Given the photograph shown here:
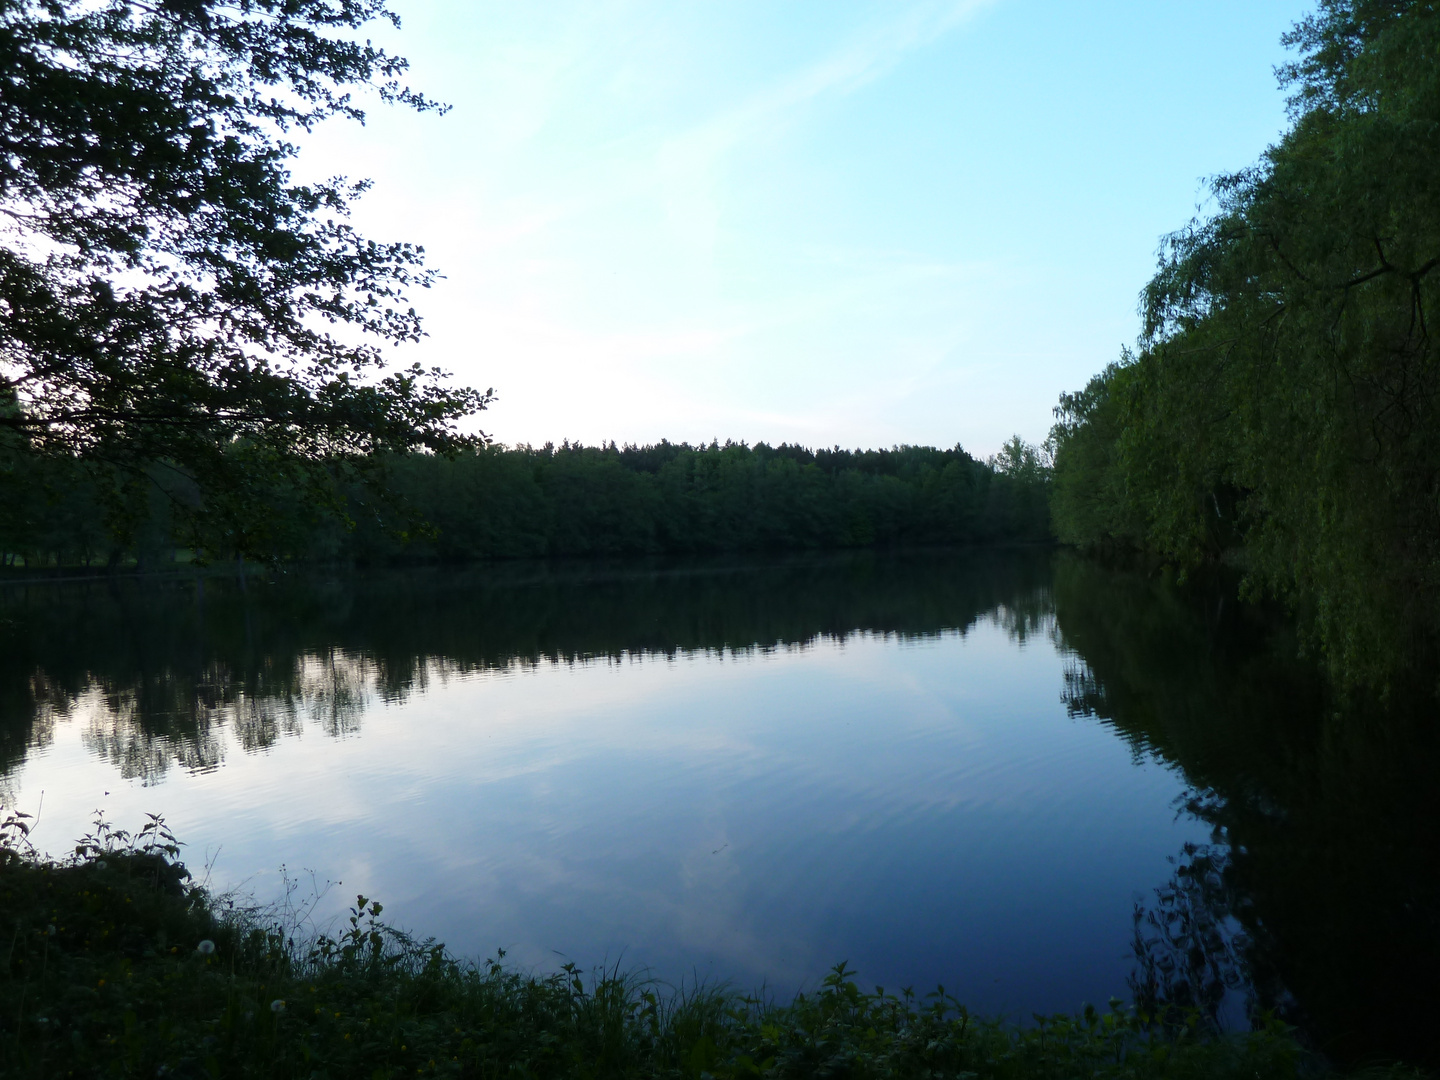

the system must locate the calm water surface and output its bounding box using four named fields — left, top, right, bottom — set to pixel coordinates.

left=2, top=550, right=1436, bottom=1066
